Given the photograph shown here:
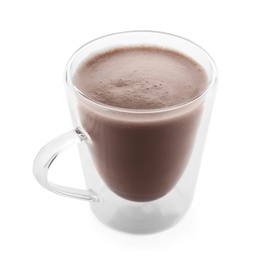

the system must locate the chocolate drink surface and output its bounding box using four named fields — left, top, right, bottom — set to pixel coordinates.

left=72, top=46, right=208, bottom=202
